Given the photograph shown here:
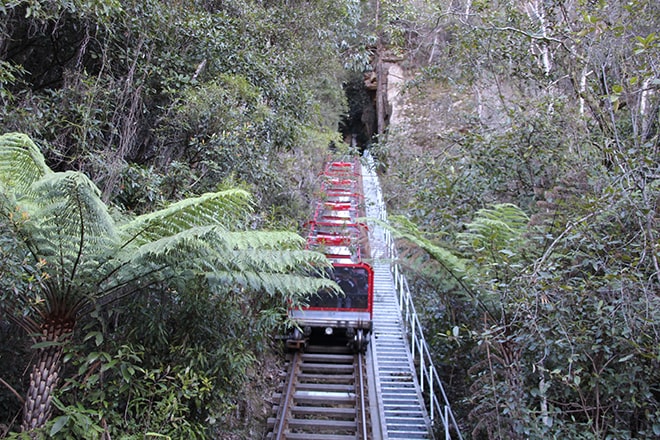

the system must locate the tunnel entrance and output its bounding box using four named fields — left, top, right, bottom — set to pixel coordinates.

left=339, top=71, right=377, bottom=154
